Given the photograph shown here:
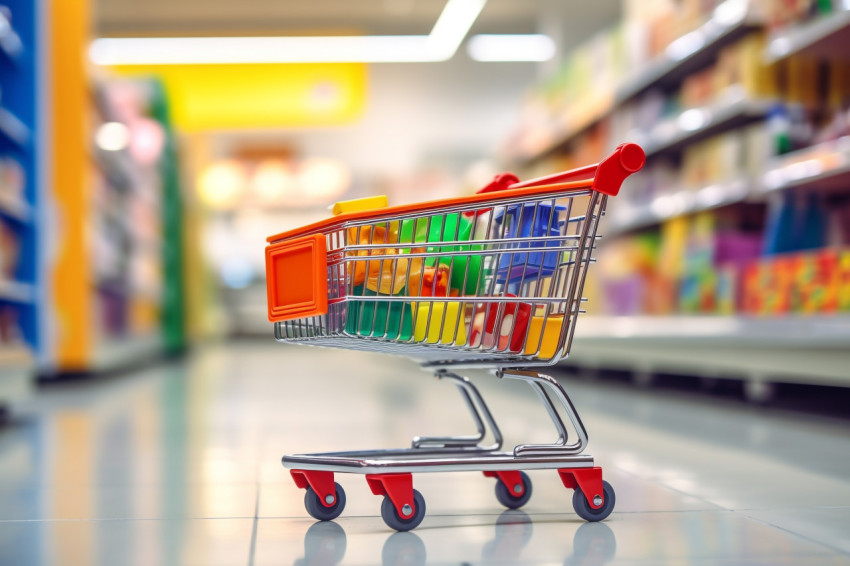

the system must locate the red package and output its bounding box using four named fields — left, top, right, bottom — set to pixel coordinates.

left=469, top=295, right=532, bottom=352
